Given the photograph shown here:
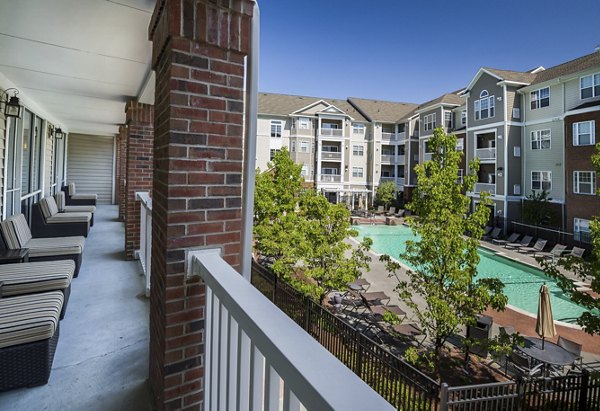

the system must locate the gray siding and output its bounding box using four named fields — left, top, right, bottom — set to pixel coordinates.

left=0, top=95, right=5, bottom=218
left=467, top=73, right=504, bottom=126
left=506, top=125, right=523, bottom=196
left=67, top=133, right=115, bottom=204
left=419, top=107, right=442, bottom=138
